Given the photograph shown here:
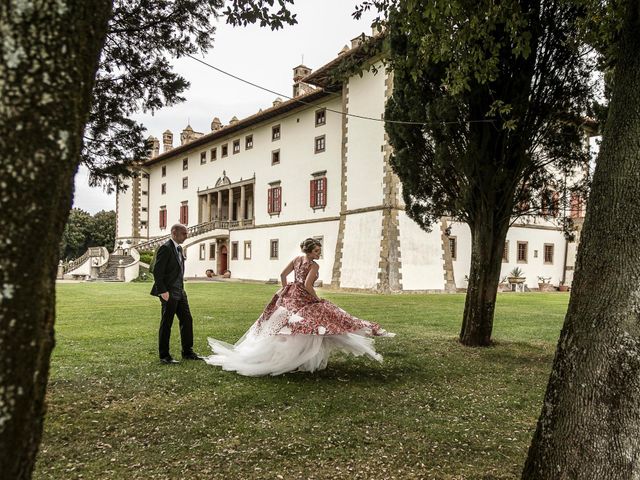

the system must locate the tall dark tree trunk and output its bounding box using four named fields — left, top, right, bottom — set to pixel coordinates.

left=0, top=2, right=111, bottom=479
left=460, top=212, right=510, bottom=346
left=522, top=0, right=640, bottom=477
